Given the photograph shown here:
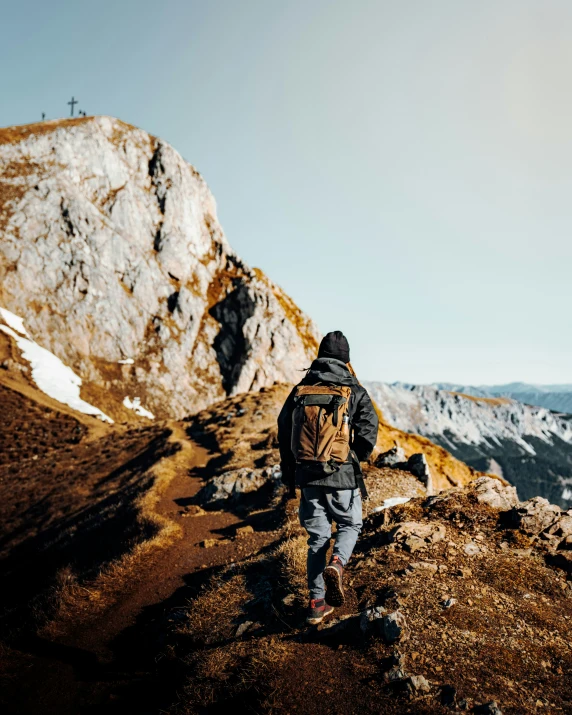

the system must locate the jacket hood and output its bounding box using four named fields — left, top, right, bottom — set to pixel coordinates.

left=304, top=357, right=358, bottom=387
